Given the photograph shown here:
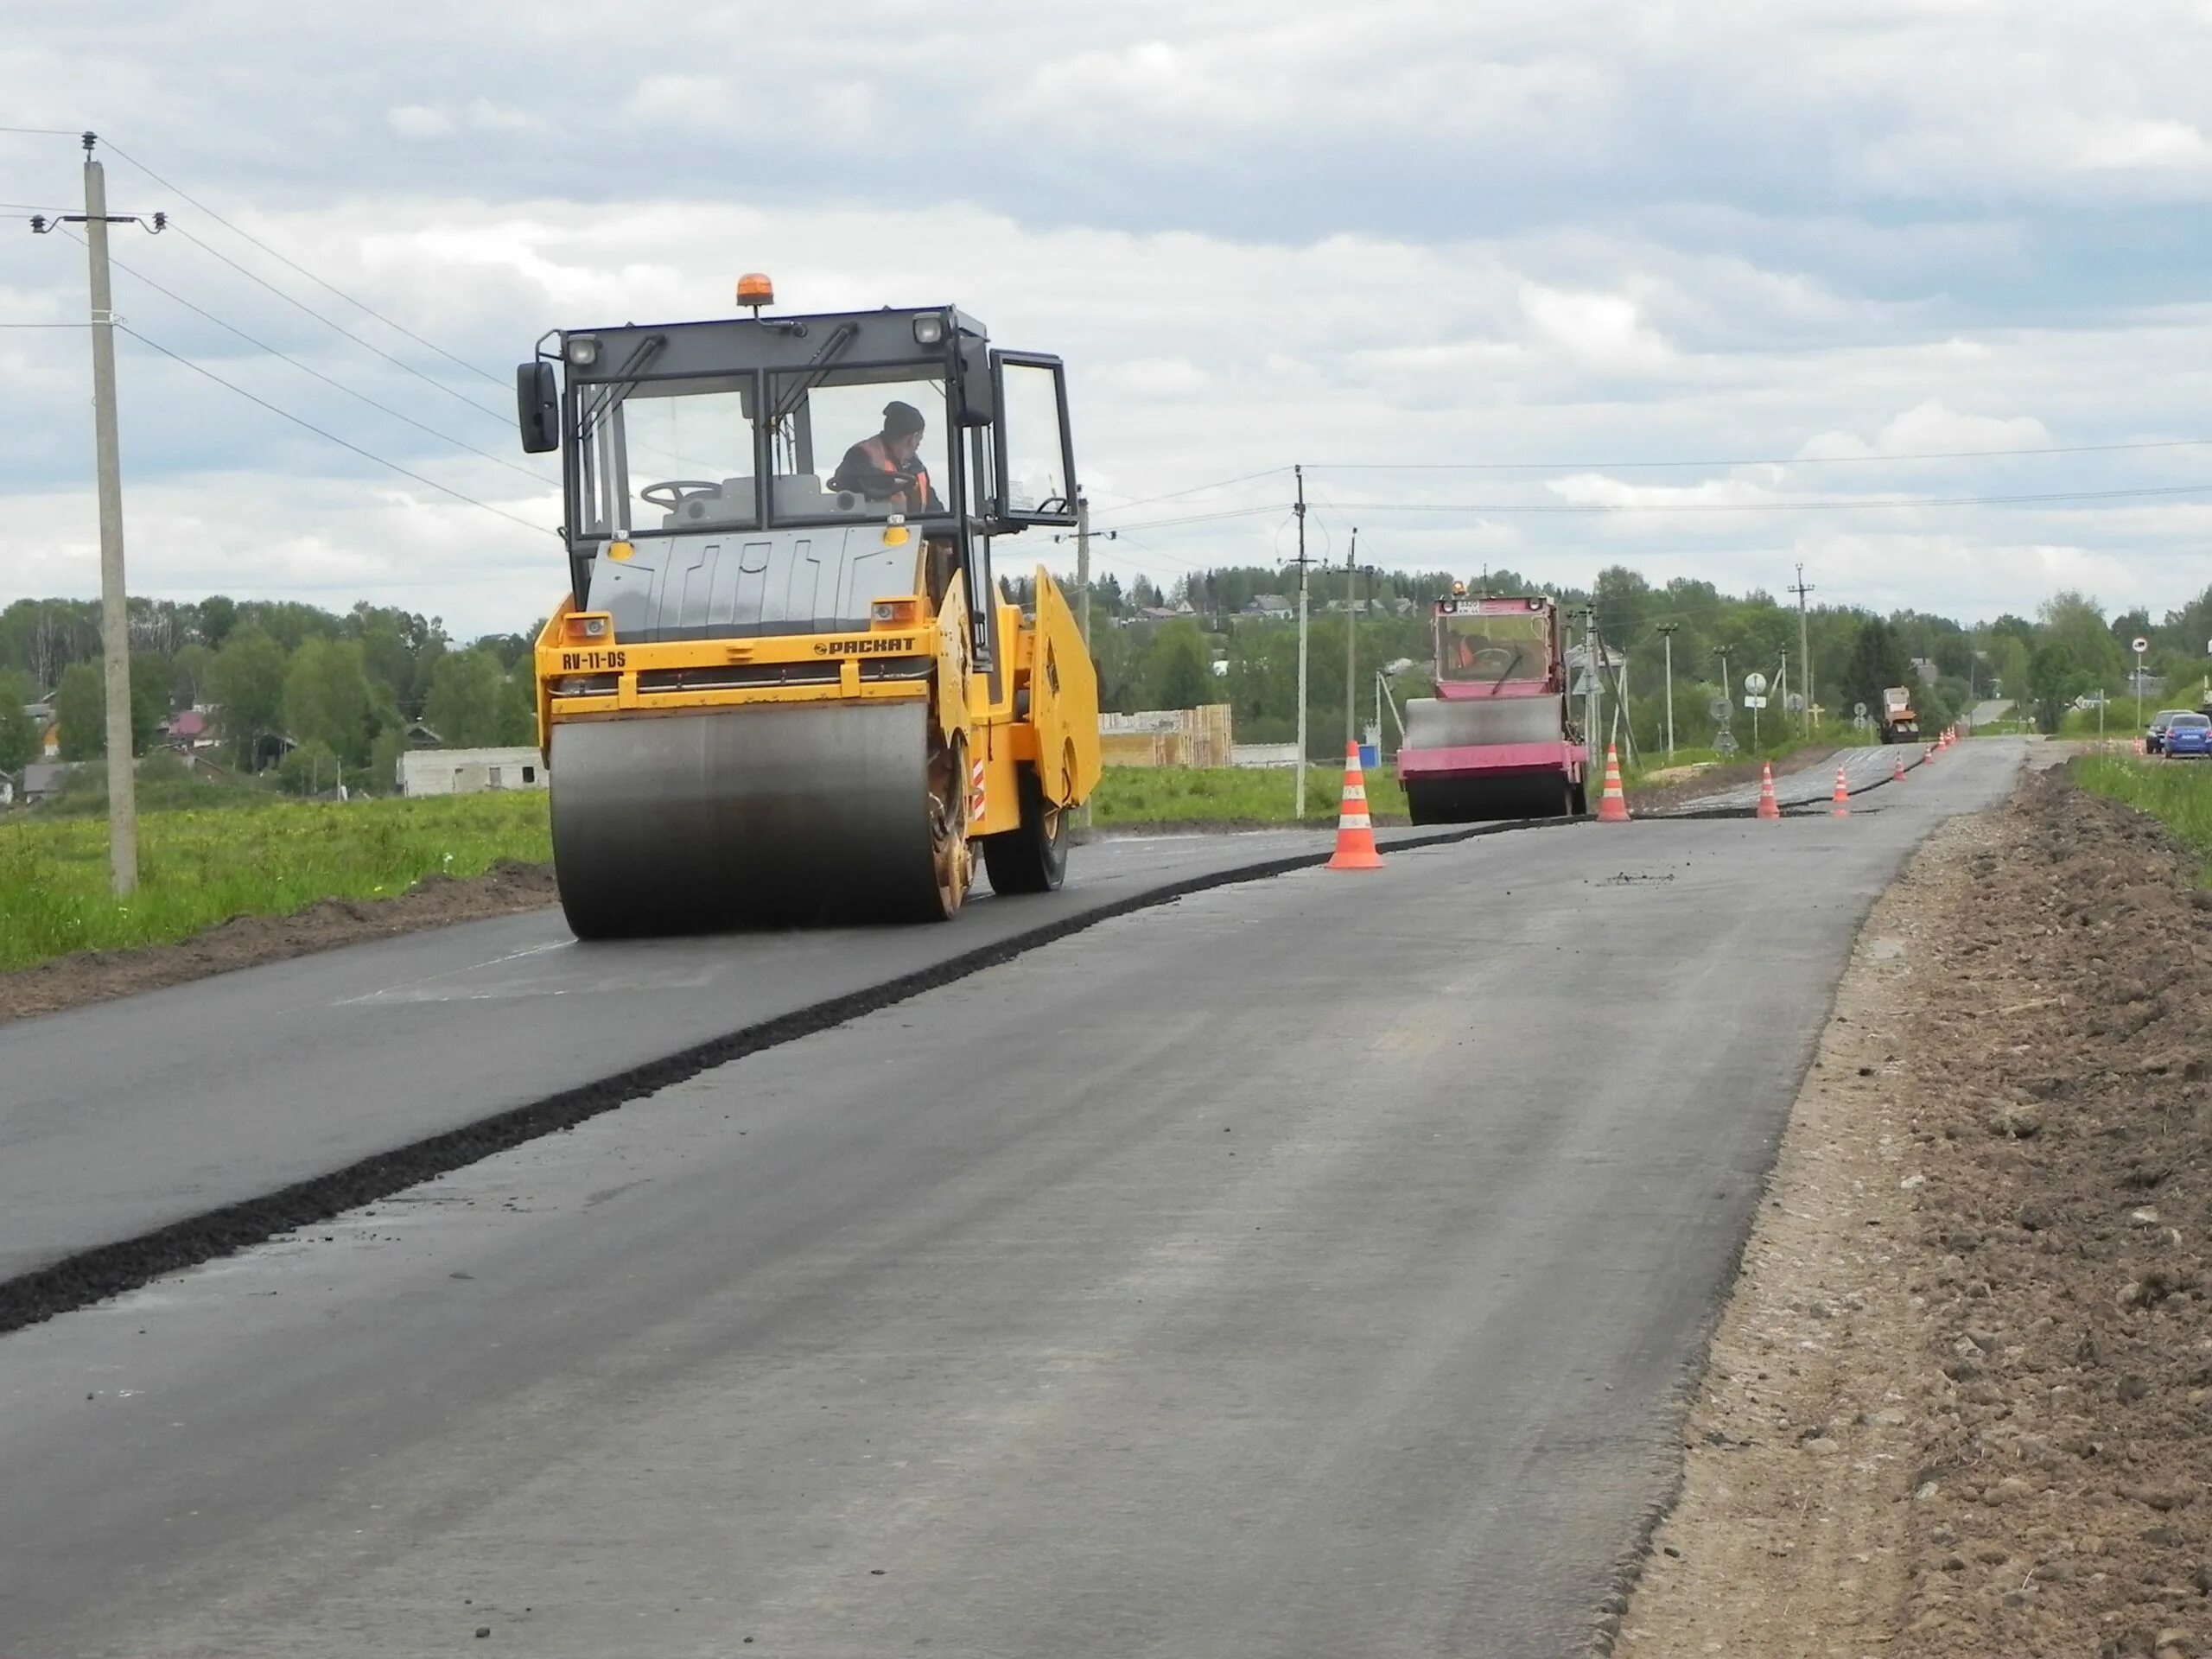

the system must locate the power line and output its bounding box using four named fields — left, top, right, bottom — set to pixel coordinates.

left=99, top=137, right=512, bottom=390
left=117, top=324, right=556, bottom=538
left=1321, top=483, right=2212, bottom=513
left=170, top=225, right=516, bottom=426
left=1098, top=503, right=1287, bottom=534
left=0, top=127, right=79, bottom=137
left=1088, top=467, right=1293, bottom=518
left=83, top=232, right=550, bottom=484
left=0, top=321, right=88, bottom=328
left=1307, top=436, right=2212, bottom=471
left=1091, top=532, right=1210, bottom=574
